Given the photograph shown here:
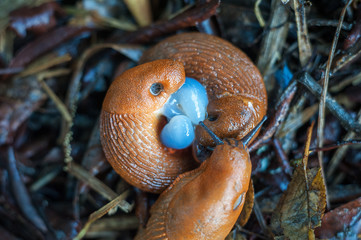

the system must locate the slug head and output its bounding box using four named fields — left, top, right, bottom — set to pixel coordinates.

left=195, top=95, right=264, bottom=147
left=102, top=59, right=185, bottom=114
